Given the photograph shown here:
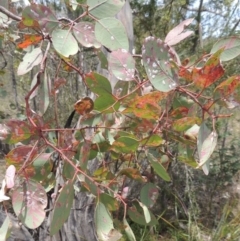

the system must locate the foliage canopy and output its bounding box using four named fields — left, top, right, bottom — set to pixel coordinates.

left=0, top=1, right=240, bottom=240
